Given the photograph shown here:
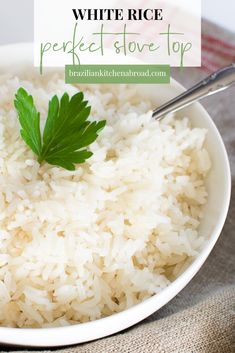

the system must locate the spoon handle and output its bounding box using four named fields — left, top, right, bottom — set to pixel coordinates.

left=152, top=63, right=235, bottom=120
